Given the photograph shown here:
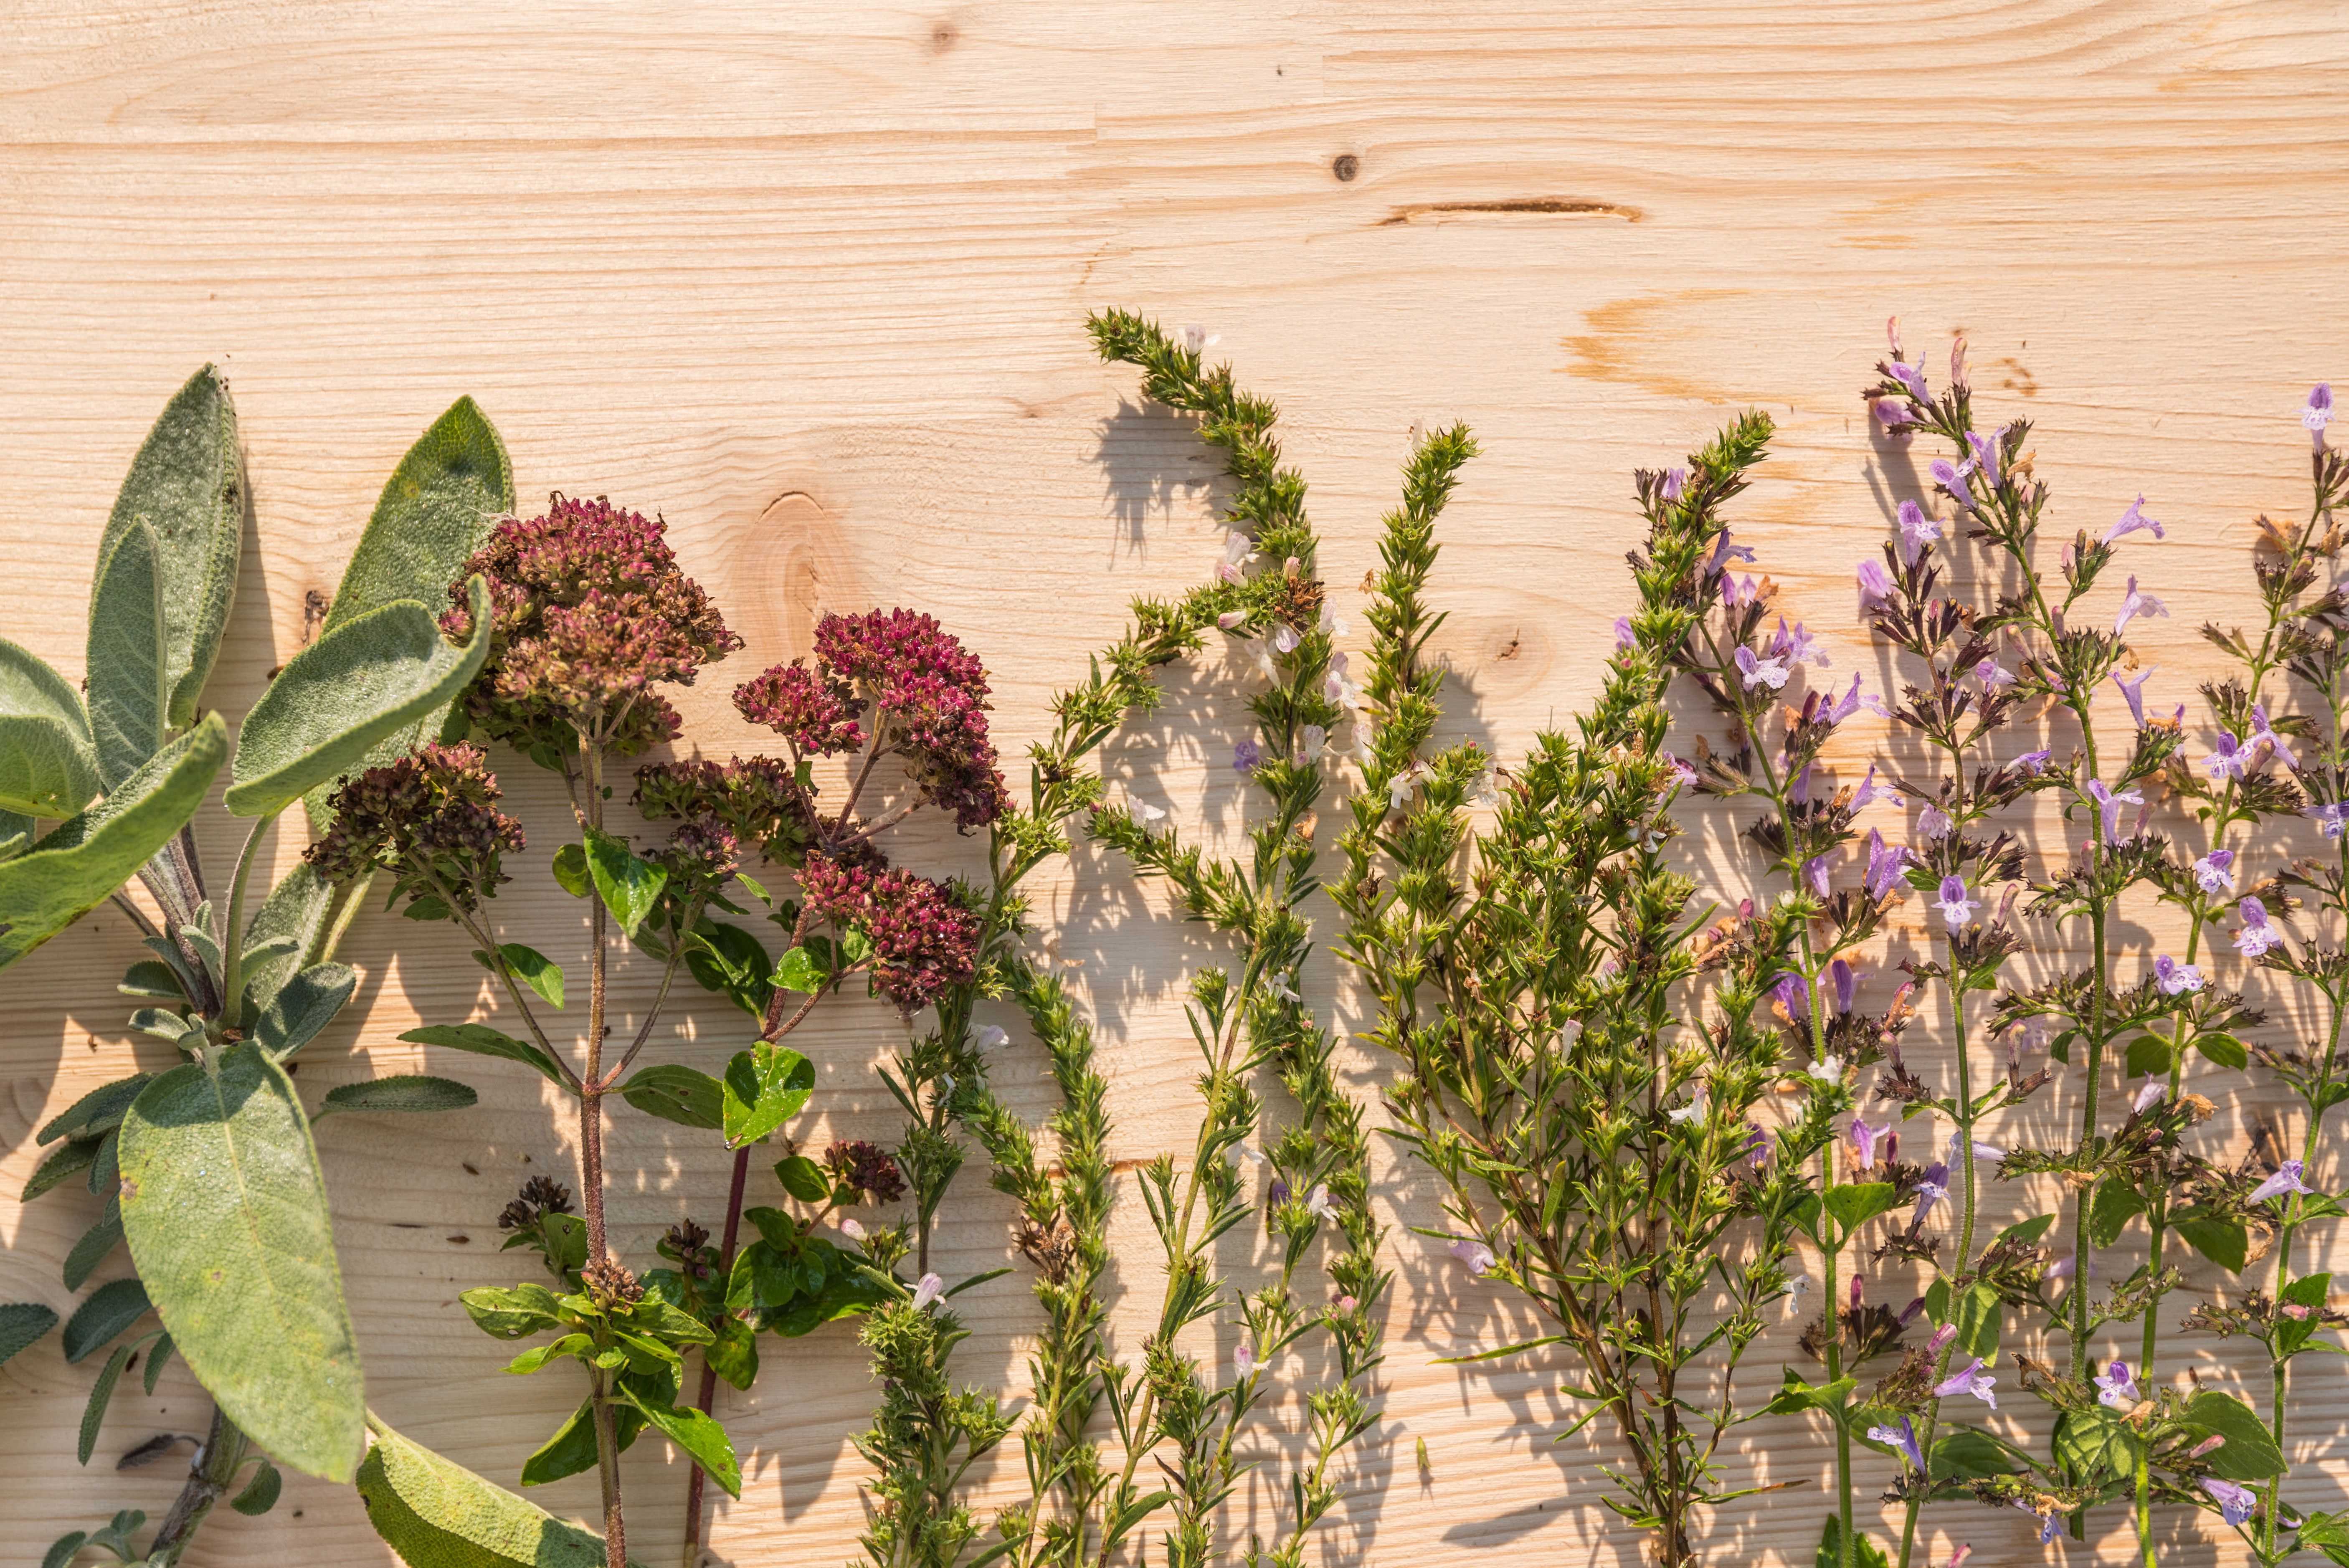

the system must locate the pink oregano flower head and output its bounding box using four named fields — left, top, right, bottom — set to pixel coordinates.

left=800, top=854, right=981, bottom=1014
left=633, top=755, right=813, bottom=868
left=444, top=495, right=742, bottom=761
left=307, top=741, right=525, bottom=913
